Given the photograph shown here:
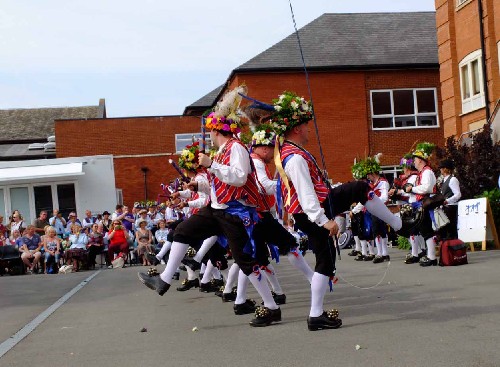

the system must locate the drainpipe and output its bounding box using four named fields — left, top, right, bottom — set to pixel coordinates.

left=140, top=167, right=149, bottom=202
left=478, top=0, right=490, bottom=120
